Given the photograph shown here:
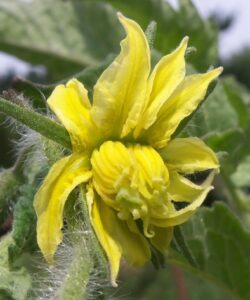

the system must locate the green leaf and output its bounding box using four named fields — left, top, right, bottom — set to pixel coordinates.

left=170, top=203, right=250, bottom=300
left=231, top=156, right=250, bottom=188
left=0, top=234, right=31, bottom=300
left=206, top=129, right=247, bottom=173
left=0, top=0, right=123, bottom=80
left=185, top=79, right=250, bottom=173
left=223, top=77, right=250, bottom=128
left=0, top=169, right=19, bottom=211
left=12, top=77, right=47, bottom=110
left=186, top=82, right=239, bottom=138
left=92, top=0, right=218, bottom=70
left=116, top=264, right=235, bottom=300
left=8, top=185, right=37, bottom=266
left=0, top=0, right=217, bottom=79
left=0, top=169, right=21, bottom=227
